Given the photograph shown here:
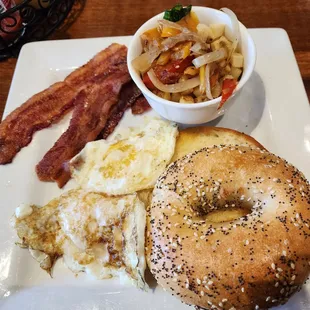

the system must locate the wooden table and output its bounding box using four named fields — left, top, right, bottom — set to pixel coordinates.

left=0, top=0, right=309, bottom=119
